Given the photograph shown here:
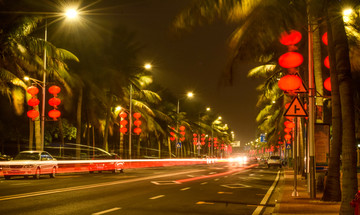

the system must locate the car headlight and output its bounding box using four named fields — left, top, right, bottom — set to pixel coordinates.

left=23, top=164, right=35, bottom=168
